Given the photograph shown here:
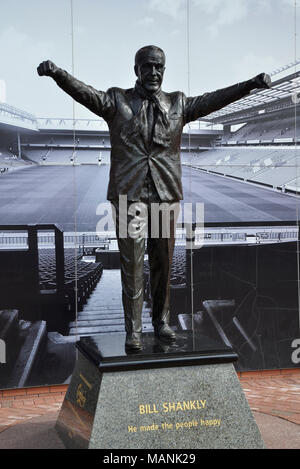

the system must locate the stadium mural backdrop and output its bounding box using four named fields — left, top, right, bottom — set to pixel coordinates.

left=0, top=0, right=300, bottom=389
